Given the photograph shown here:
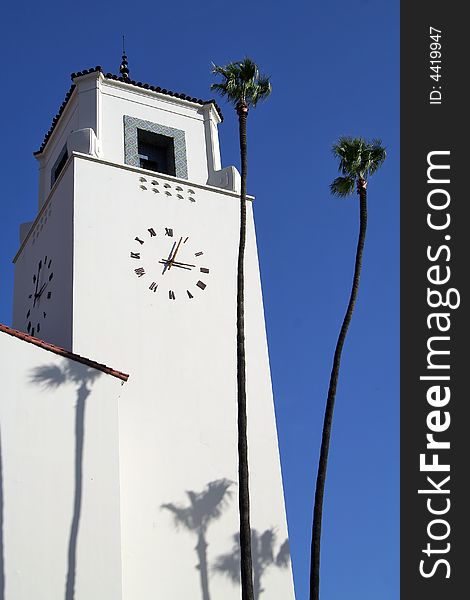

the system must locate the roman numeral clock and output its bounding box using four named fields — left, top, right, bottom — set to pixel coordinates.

left=130, top=226, right=209, bottom=300
left=9, top=66, right=295, bottom=600
left=25, top=256, right=54, bottom=336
